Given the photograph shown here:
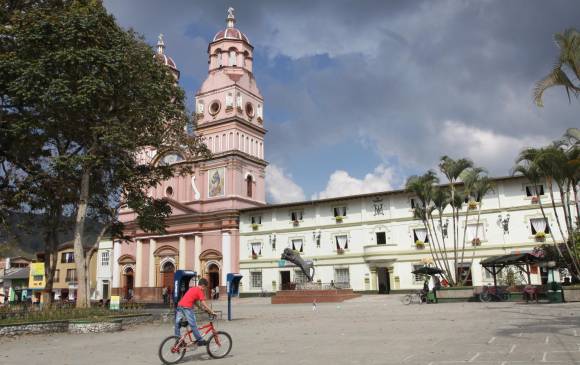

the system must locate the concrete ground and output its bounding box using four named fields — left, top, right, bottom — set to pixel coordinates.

left=2, top=295, right=580, bottom=364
